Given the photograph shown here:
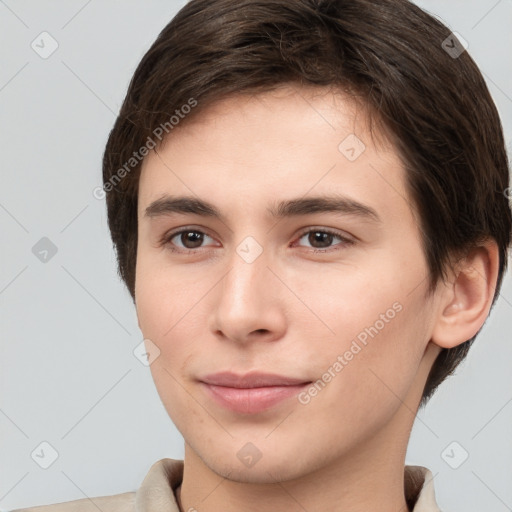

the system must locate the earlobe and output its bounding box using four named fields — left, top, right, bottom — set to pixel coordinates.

left=431, top=240, right=499, bottom=349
